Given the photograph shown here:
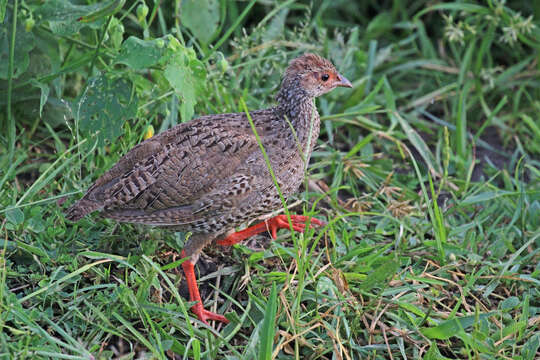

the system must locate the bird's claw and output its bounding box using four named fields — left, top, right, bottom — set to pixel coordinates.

left=216, top=215, right=325, bottom=246
left=267, top=215, right=325, bottom=239
left=192, top=303, right=229, bottom=325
